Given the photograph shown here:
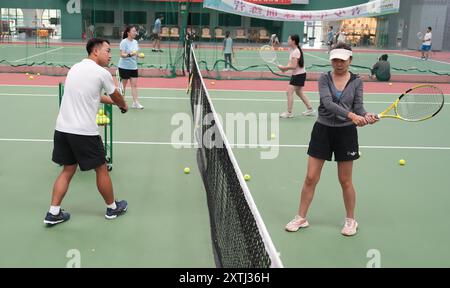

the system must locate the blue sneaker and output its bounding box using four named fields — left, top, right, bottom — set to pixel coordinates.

left=44, top=209, right=70, bottom=226
left=105, top=200, right=128, bottom=219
